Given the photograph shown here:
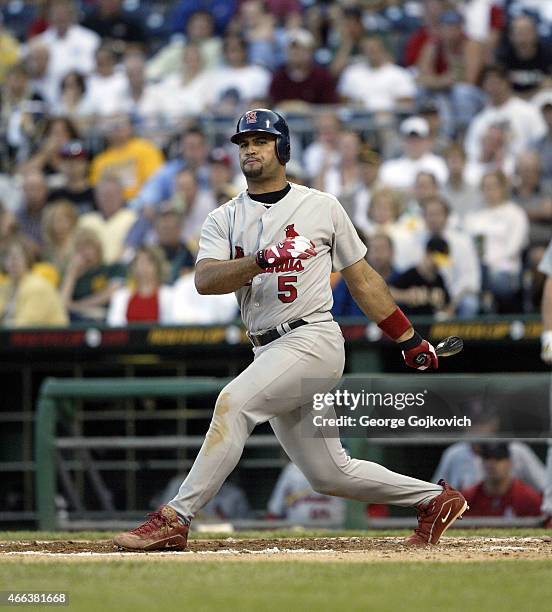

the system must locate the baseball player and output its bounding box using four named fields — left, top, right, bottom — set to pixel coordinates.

left=114, top=109, right=467, bottom=550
